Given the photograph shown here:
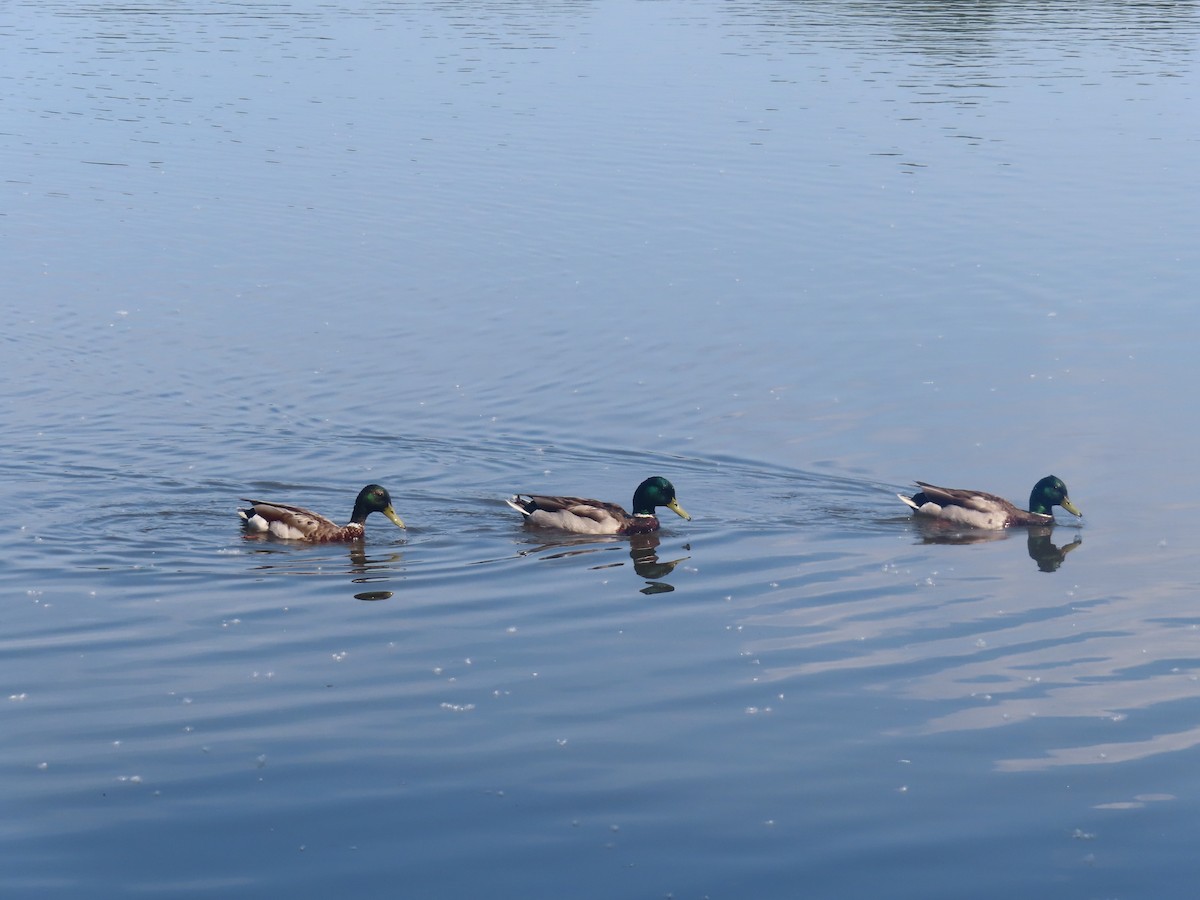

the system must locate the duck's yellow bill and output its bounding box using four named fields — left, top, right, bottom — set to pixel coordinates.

left=383, top=506, right=407, bottom=529
left=1061, top=498, right=1082, bottom=518
left=666, top=498, right=691, bottom=521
